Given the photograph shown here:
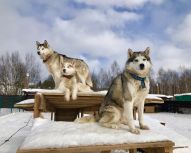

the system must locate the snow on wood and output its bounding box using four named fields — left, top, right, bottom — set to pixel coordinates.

left=148, top=94, right=173, bottom=99
left=175, top=93, right=191, bottom=96
left=16, top=99, right=34, bottom=104
left=20, top=117, right=171, bottom=150
left=22, top=89, right=163, bottom=103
